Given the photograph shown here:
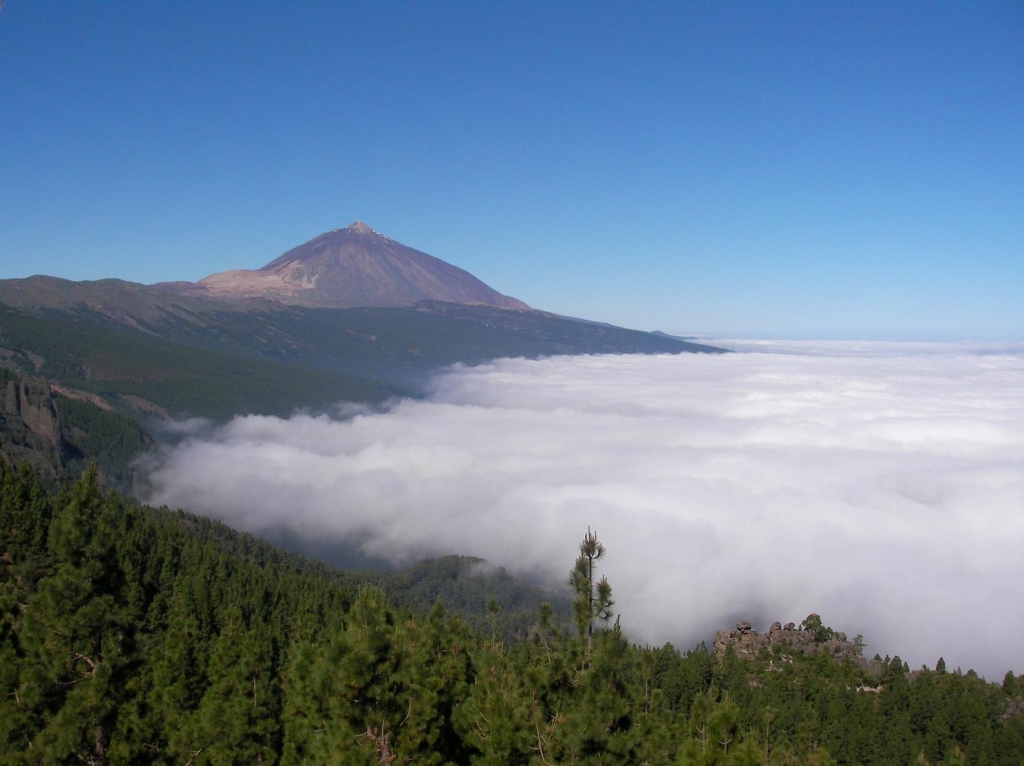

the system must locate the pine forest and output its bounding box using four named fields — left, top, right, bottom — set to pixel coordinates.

left=2, top=462, right=1023, bottom=765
